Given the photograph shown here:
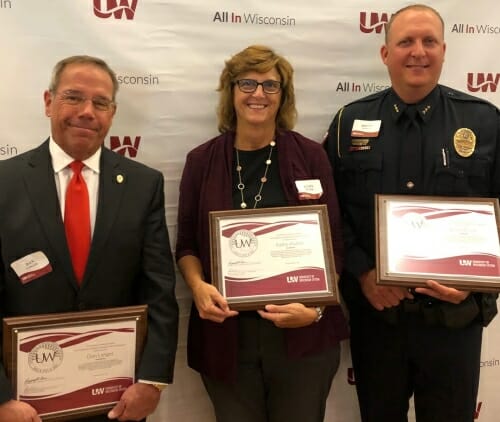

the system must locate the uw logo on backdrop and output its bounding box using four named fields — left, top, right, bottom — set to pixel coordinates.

left=467, top=73, right=500, bottom=92
left=94, top=0, right=138, bottom=20
left=359, top=11, right=390, bottom=34
left=110, top=136, right=141, bottom=158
